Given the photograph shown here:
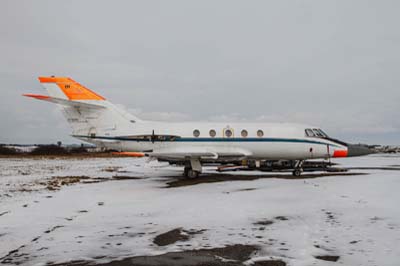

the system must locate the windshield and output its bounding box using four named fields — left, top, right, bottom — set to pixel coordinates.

left=312, top=128, right=324, bottom=137
left=305, top=129, right=315, bottom=137
left=305, top=128, right=329, bottom=138
left=318, top=129, right=329, bottom=137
